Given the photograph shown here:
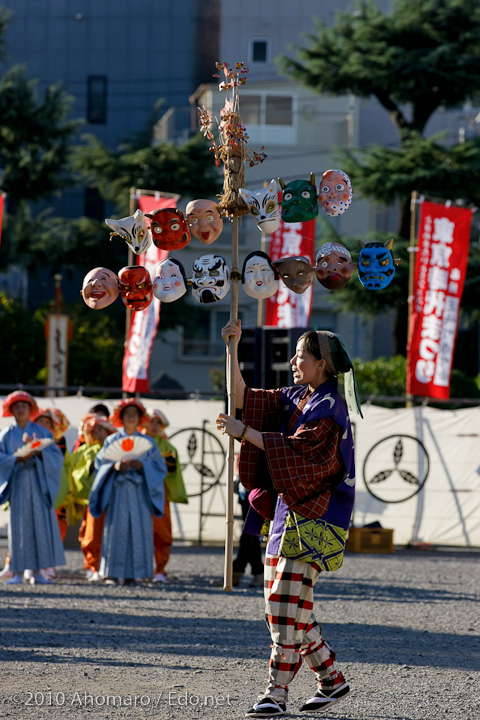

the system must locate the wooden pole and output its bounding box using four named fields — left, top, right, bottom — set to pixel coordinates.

left=224, top=216, right=240, bottom=591
left=406, top=190, right=418, bottom=408
left=125, top=188, right=136, bottom=344
left=256, top=229, right=267, bottom=328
